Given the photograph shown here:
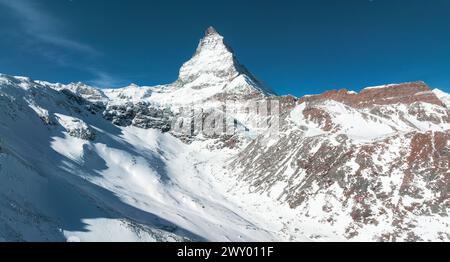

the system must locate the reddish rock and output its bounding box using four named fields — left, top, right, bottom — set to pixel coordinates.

left=299, top=82, right=444, bottom=108
left=303, top=107, right=335, bottom=132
